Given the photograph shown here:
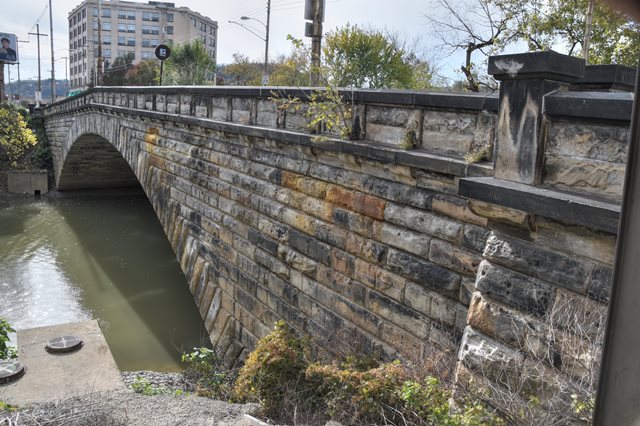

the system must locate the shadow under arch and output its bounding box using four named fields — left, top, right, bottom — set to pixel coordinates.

left=58, top=133, right=140, bottom=191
